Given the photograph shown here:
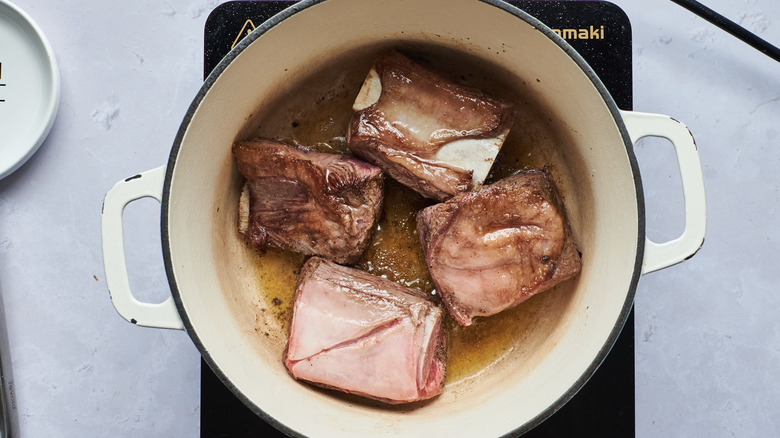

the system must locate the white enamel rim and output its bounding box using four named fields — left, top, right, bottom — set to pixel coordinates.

left=100, top=0, right=706, bottom=436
